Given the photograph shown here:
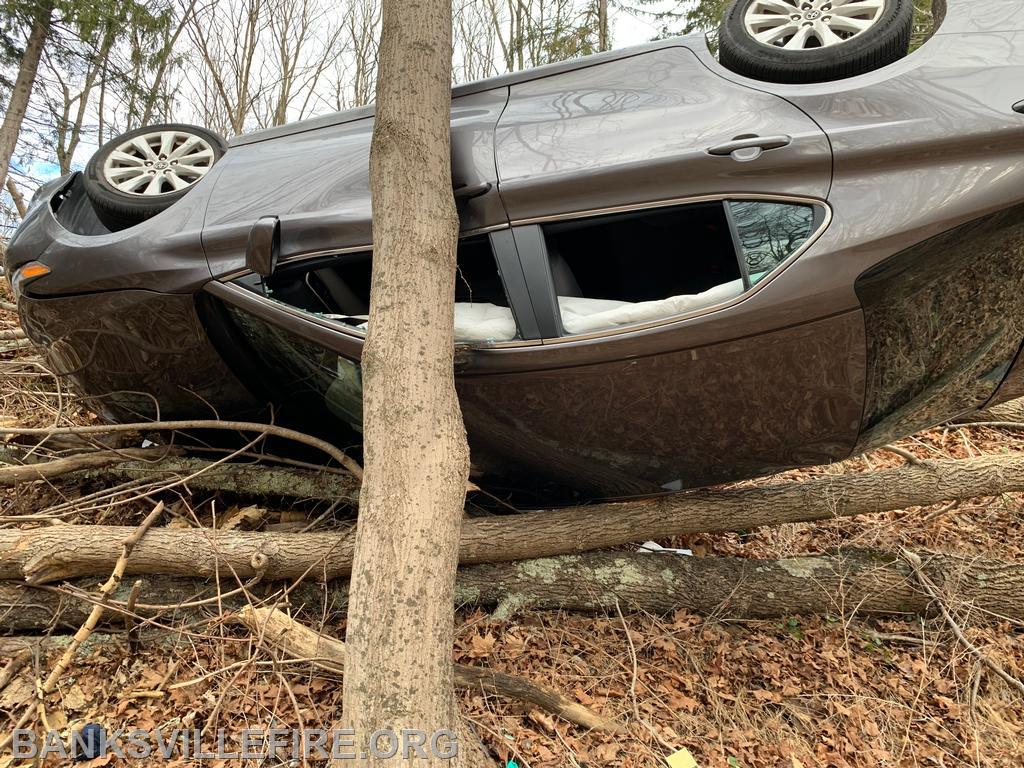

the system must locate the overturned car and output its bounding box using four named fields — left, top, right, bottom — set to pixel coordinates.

left=6, top=0, right=1024, bottom=503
